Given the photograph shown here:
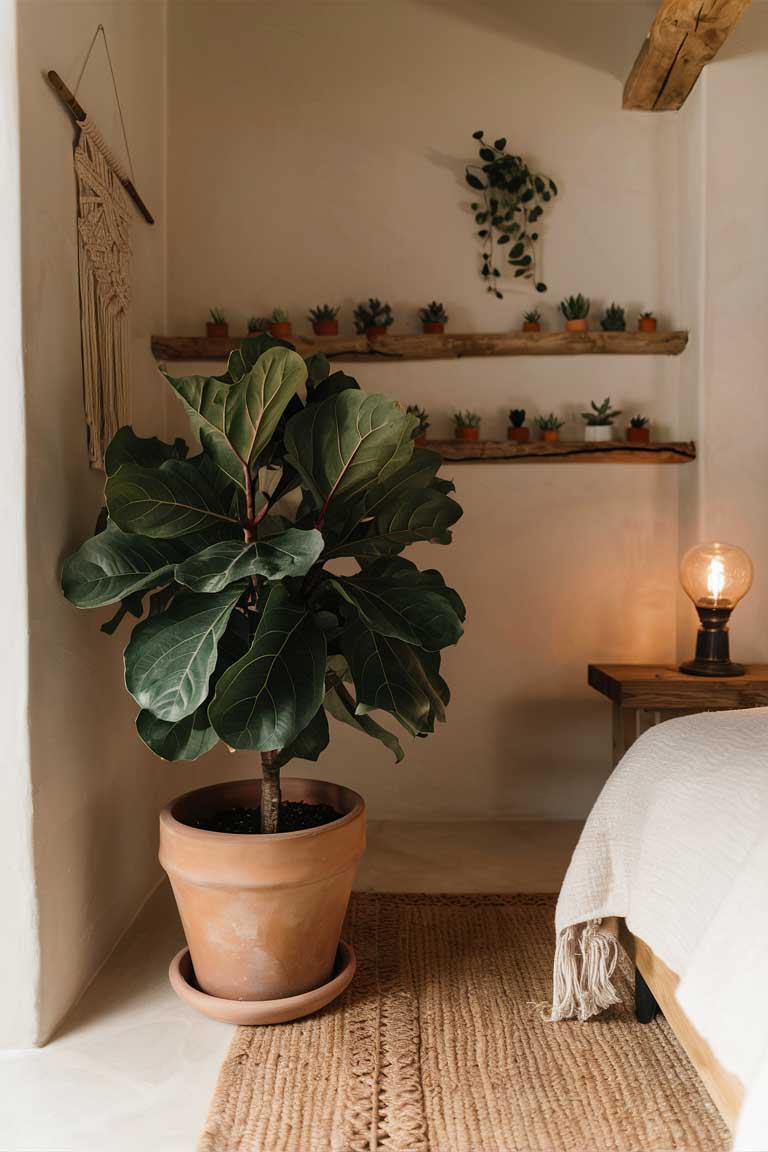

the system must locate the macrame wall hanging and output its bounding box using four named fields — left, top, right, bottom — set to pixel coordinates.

left=48, top=26, right=154, bottom=470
